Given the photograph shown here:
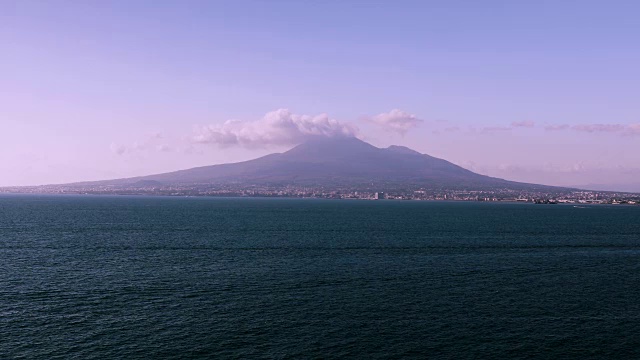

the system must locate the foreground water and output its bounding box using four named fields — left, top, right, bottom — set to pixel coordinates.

left=1, top=195, right=639, bottom=359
